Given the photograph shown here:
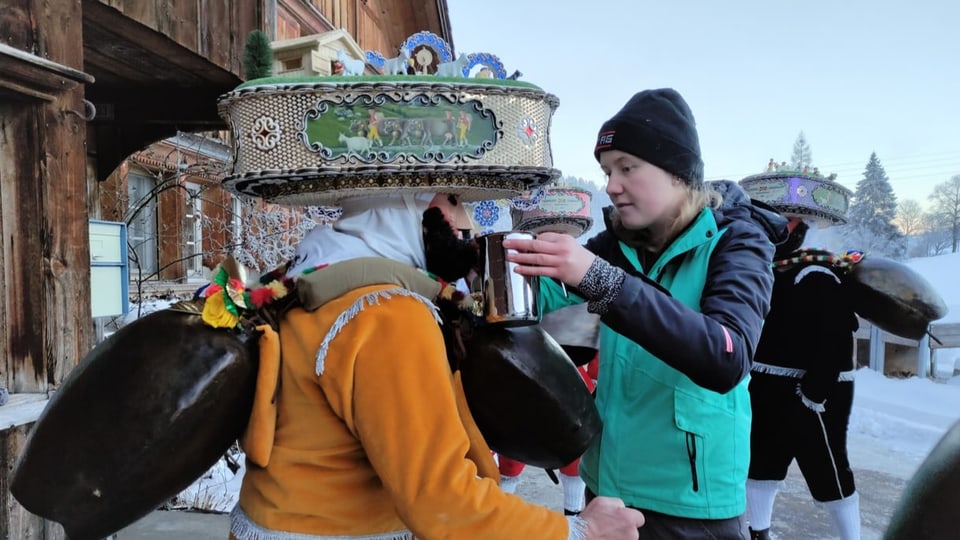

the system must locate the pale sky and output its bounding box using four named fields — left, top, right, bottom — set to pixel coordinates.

left=446, top=0, right=960, bottom=208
